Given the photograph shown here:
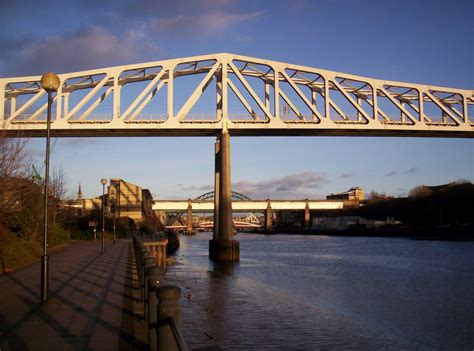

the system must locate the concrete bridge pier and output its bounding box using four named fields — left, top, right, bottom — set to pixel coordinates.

left=213, top=138, right=220, bottom=241
left=186, top=199, right=195, bottom=234
left=304, top=199, right=311, bottom=229
left=209, top=131, right=240, bottom=261
left=264, top=200, right=273, bottom=233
